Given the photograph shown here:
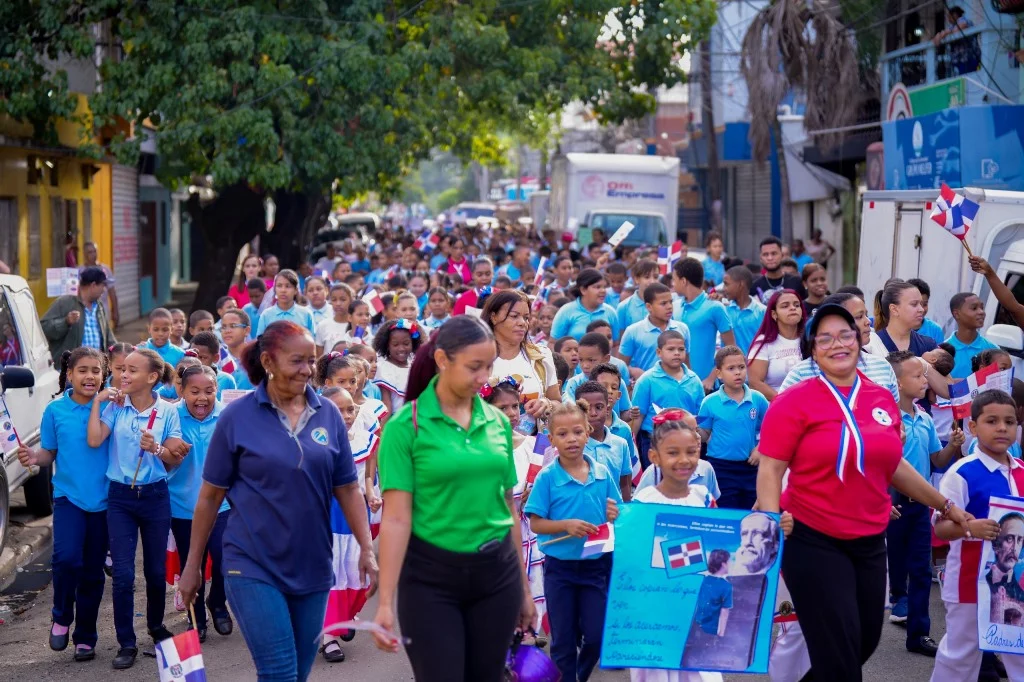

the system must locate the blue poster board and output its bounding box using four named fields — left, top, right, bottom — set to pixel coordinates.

left=959, top=106, right=1024, bottom=191
left=882, top=109, right=961, bottom=190
left=601, top=503, right=782, bottom=674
